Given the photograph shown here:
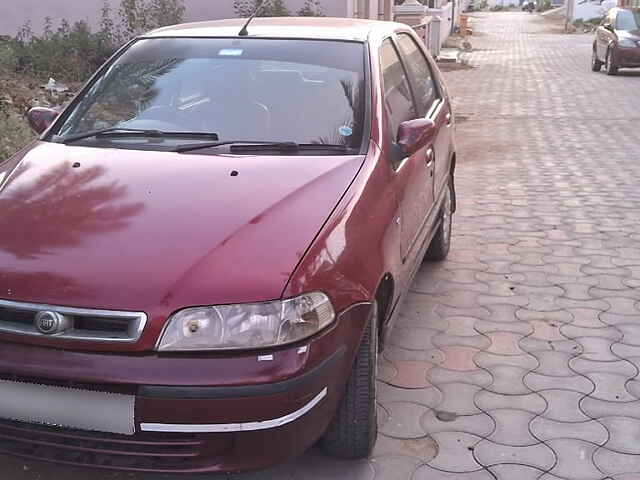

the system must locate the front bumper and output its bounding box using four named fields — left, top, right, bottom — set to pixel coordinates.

left=0, top=303, right=373, bottom=474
